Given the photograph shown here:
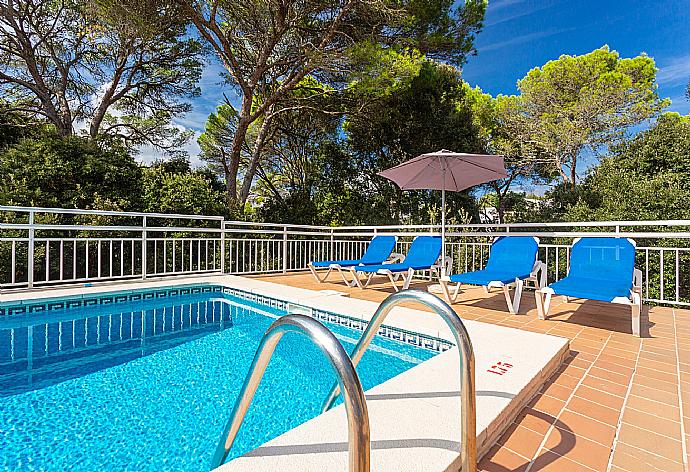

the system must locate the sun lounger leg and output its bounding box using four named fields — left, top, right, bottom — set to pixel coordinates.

left=402, top=268, right=415, bottom=290
left=349, top=269, right=365, bottom=289
left=338, top=267, right=356, bottom=286
left=308, top=263, right=332, bottom=283
left=502, top=285, right=515, bottom=314
left=364, top=272, right=375, bottom=288
left=513, top=278, right=524, bottom=313
left=631, top=293, right=641, bottom=337
left=536, top=290, right=551, bottom=320
left=388, top=272, right=400, bottom=292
